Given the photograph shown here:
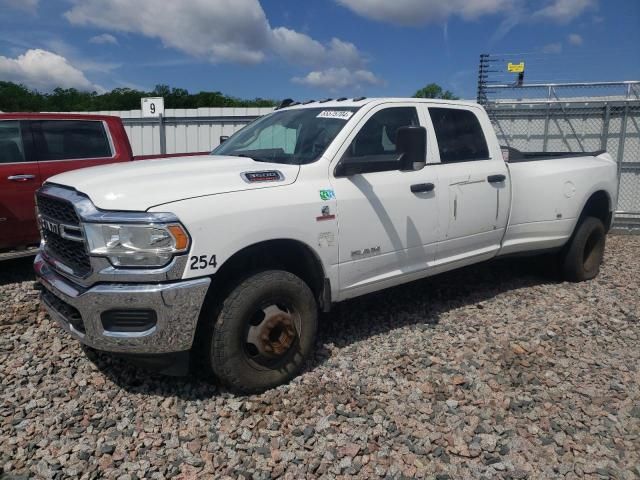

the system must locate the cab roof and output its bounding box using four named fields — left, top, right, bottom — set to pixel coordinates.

left=278, top=97, right=480, bottom=110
